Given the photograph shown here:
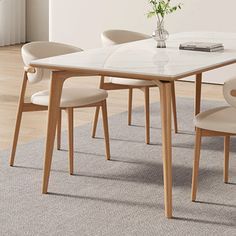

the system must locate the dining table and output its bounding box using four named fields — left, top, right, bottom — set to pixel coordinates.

left=30, top=32, right=236, bottom=218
